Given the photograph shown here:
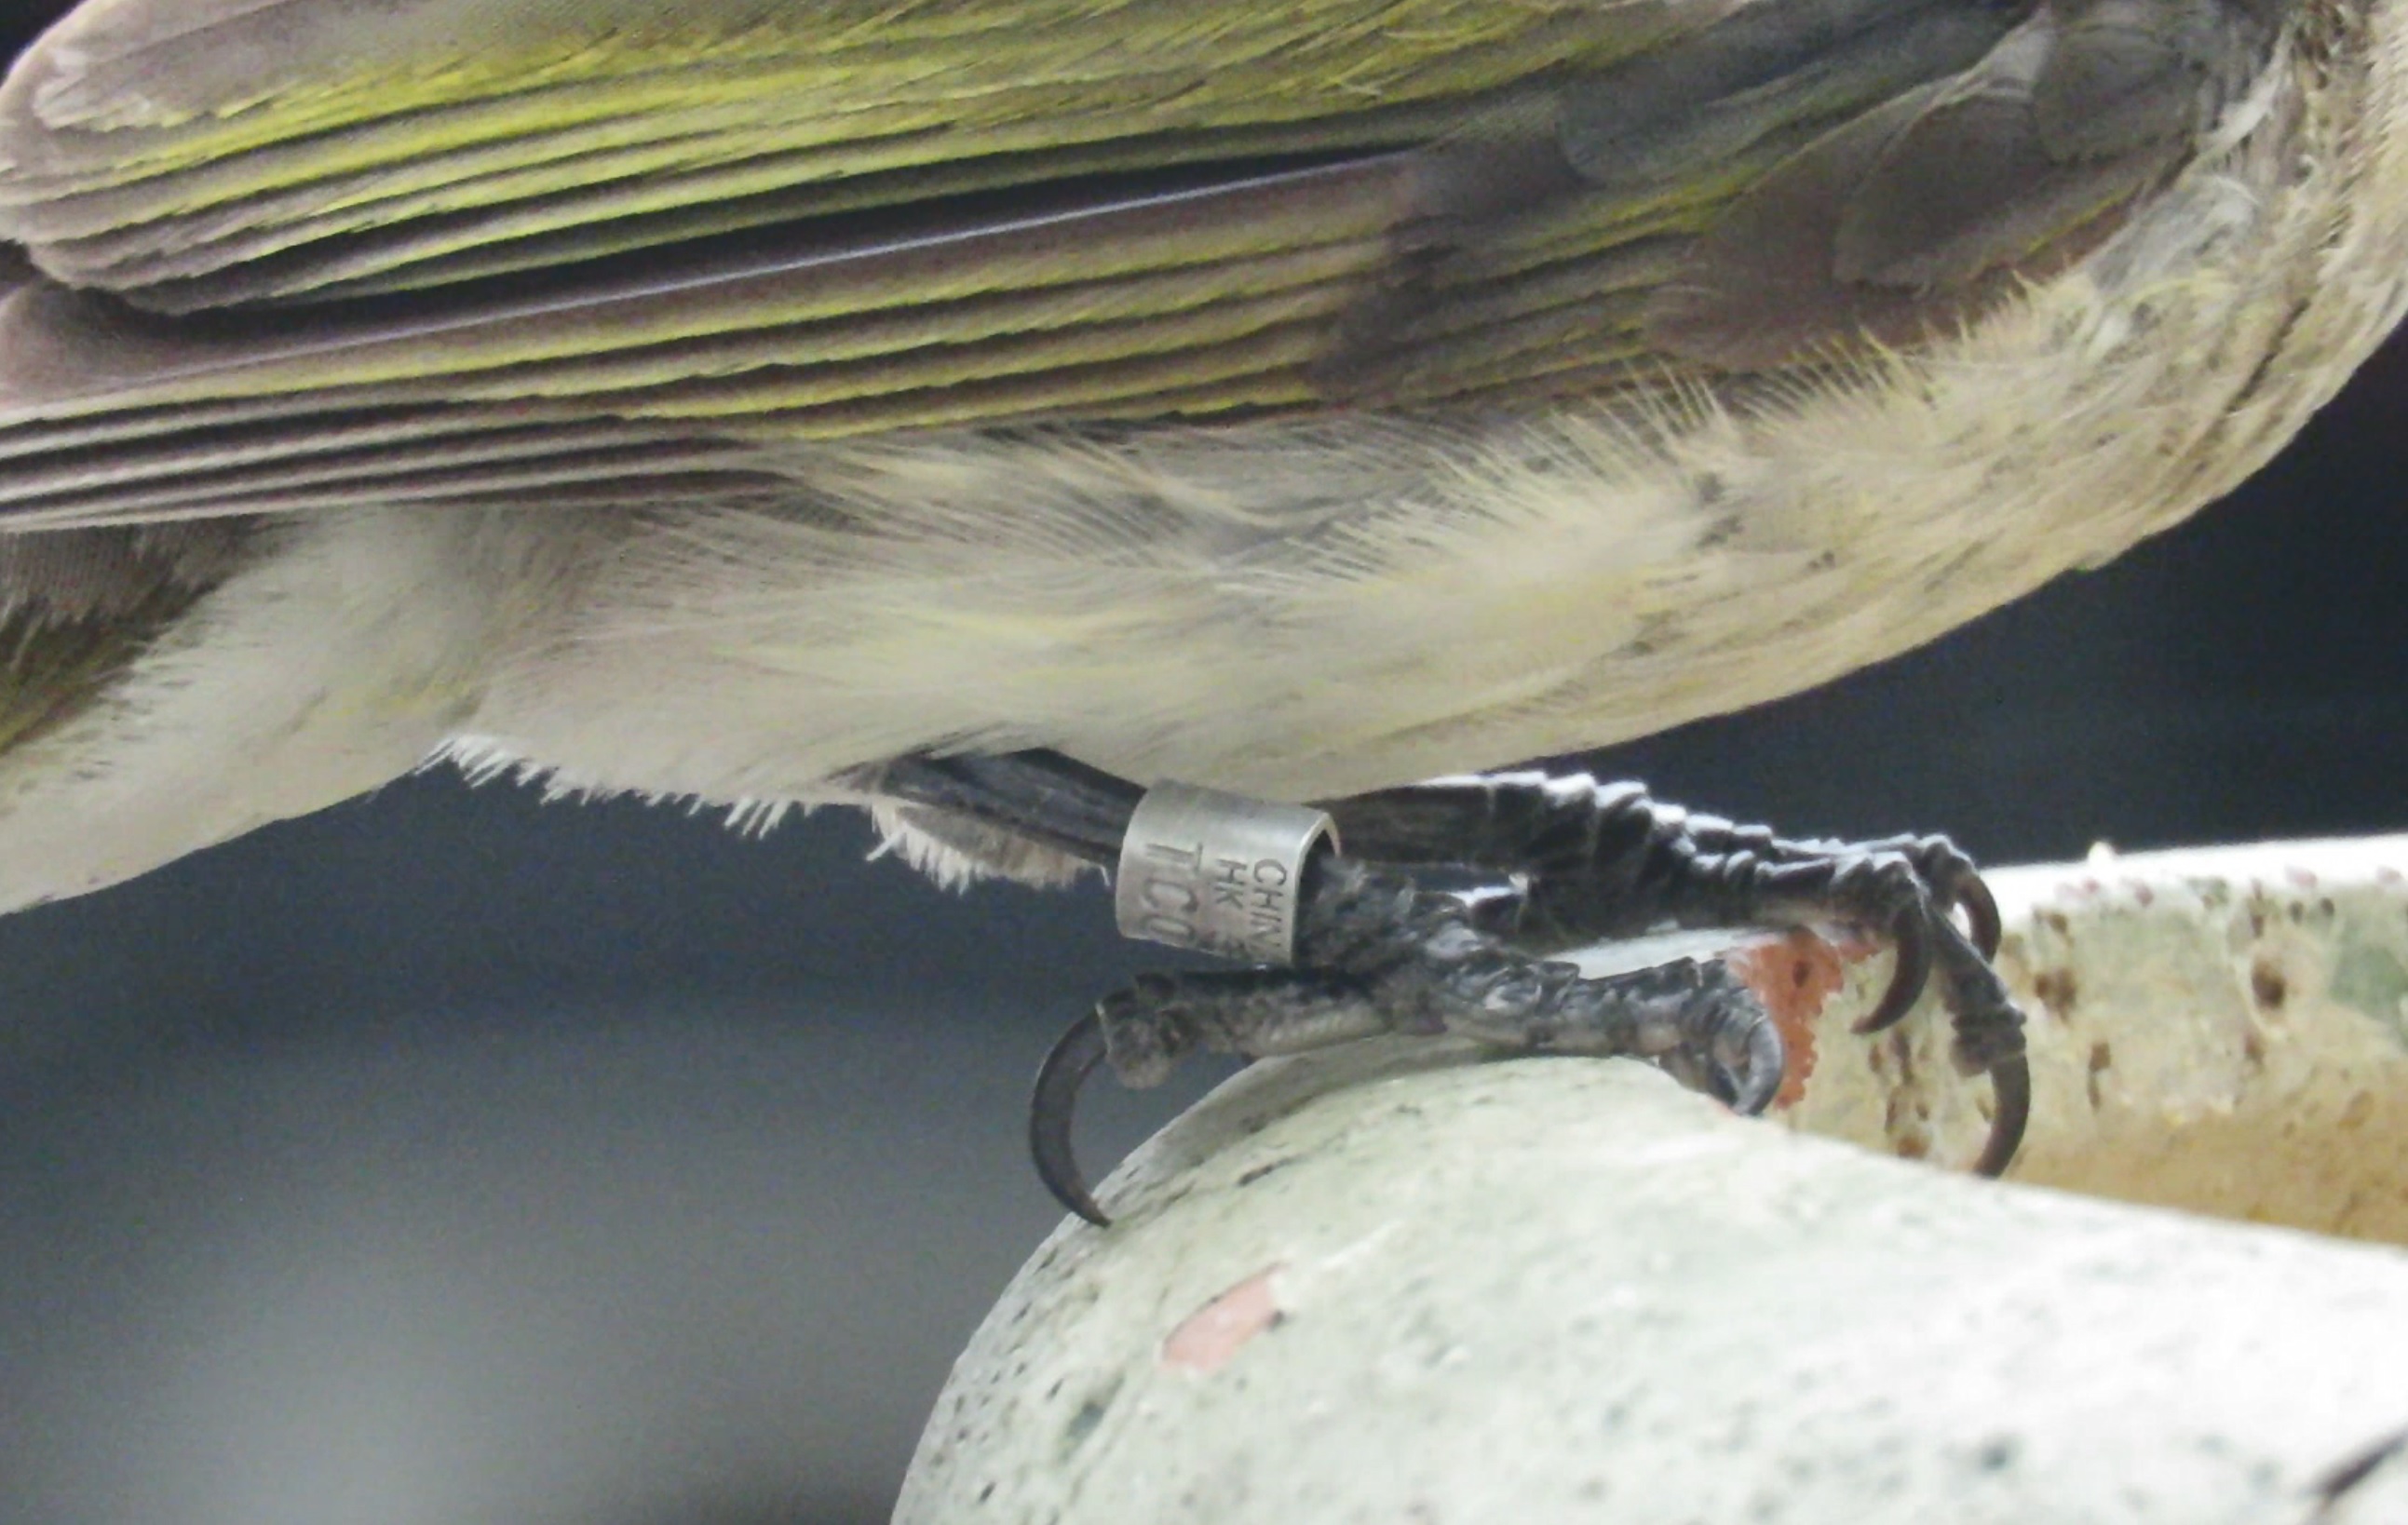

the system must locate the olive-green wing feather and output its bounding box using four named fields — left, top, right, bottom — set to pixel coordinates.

left=0, top=0, right=1686, bottom=308
left=0, top=0, right=2288, bottom=528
